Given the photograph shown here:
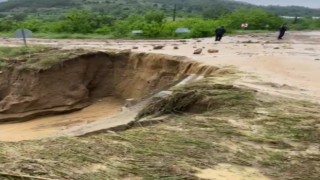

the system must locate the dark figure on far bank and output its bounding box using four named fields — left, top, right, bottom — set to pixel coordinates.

left=278, top=24, right=287, bottom=40
left=215, top=26, right=226, bottom=41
